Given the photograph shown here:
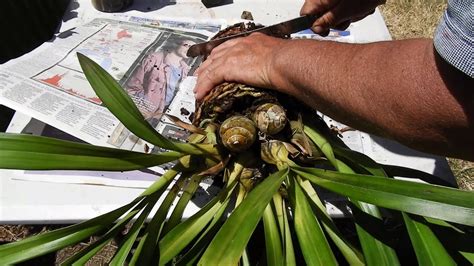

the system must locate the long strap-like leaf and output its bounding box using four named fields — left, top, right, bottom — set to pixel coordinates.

left=61, top=193, right=158, bottom=265
left=198, top=168, right=289, bottom=265
left=108, top=189, right=165, bottom=265
left=158, top=180, right=238, bottom=265
left=78, top=53, right=216, bottom=156
left=403, top=213, right=456, bottom=265
left=298, top=179, right=365, bottom=265
left=161, top=173, right=202, bottom=234
left=134, top=172, right=191, bottom=265
left=0, top=133, right=182, bottom=170
left=262, top=203, right=284, bottom=266
left=293, top=167, right=474, bottom=226
left=334, top=146, right=455, bottom=187
left=338, top=148, right=457, bottom=265
left=272, top=193, right=296, bottom=266
left=304, top=124, right=399, bottom=265
left=288, top=174, right=337, bottom=266
left=0, top=198, right=143, bottom=264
